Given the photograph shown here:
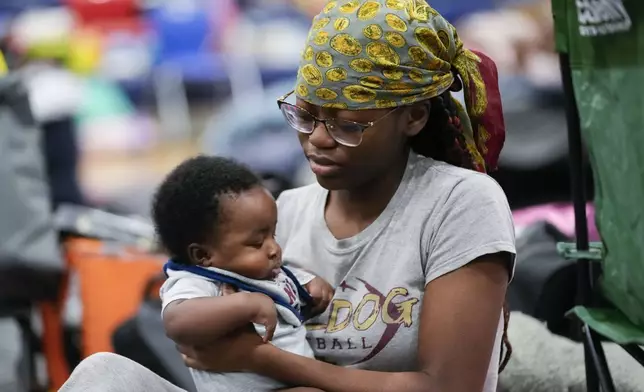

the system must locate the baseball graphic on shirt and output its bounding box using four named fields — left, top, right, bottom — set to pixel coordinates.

left=306, top=277, right=419, bottom=366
